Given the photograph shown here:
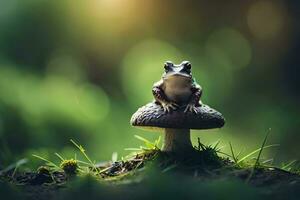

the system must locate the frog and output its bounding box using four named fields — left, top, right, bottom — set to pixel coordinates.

left=152, top=61, right=202, bottom=113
